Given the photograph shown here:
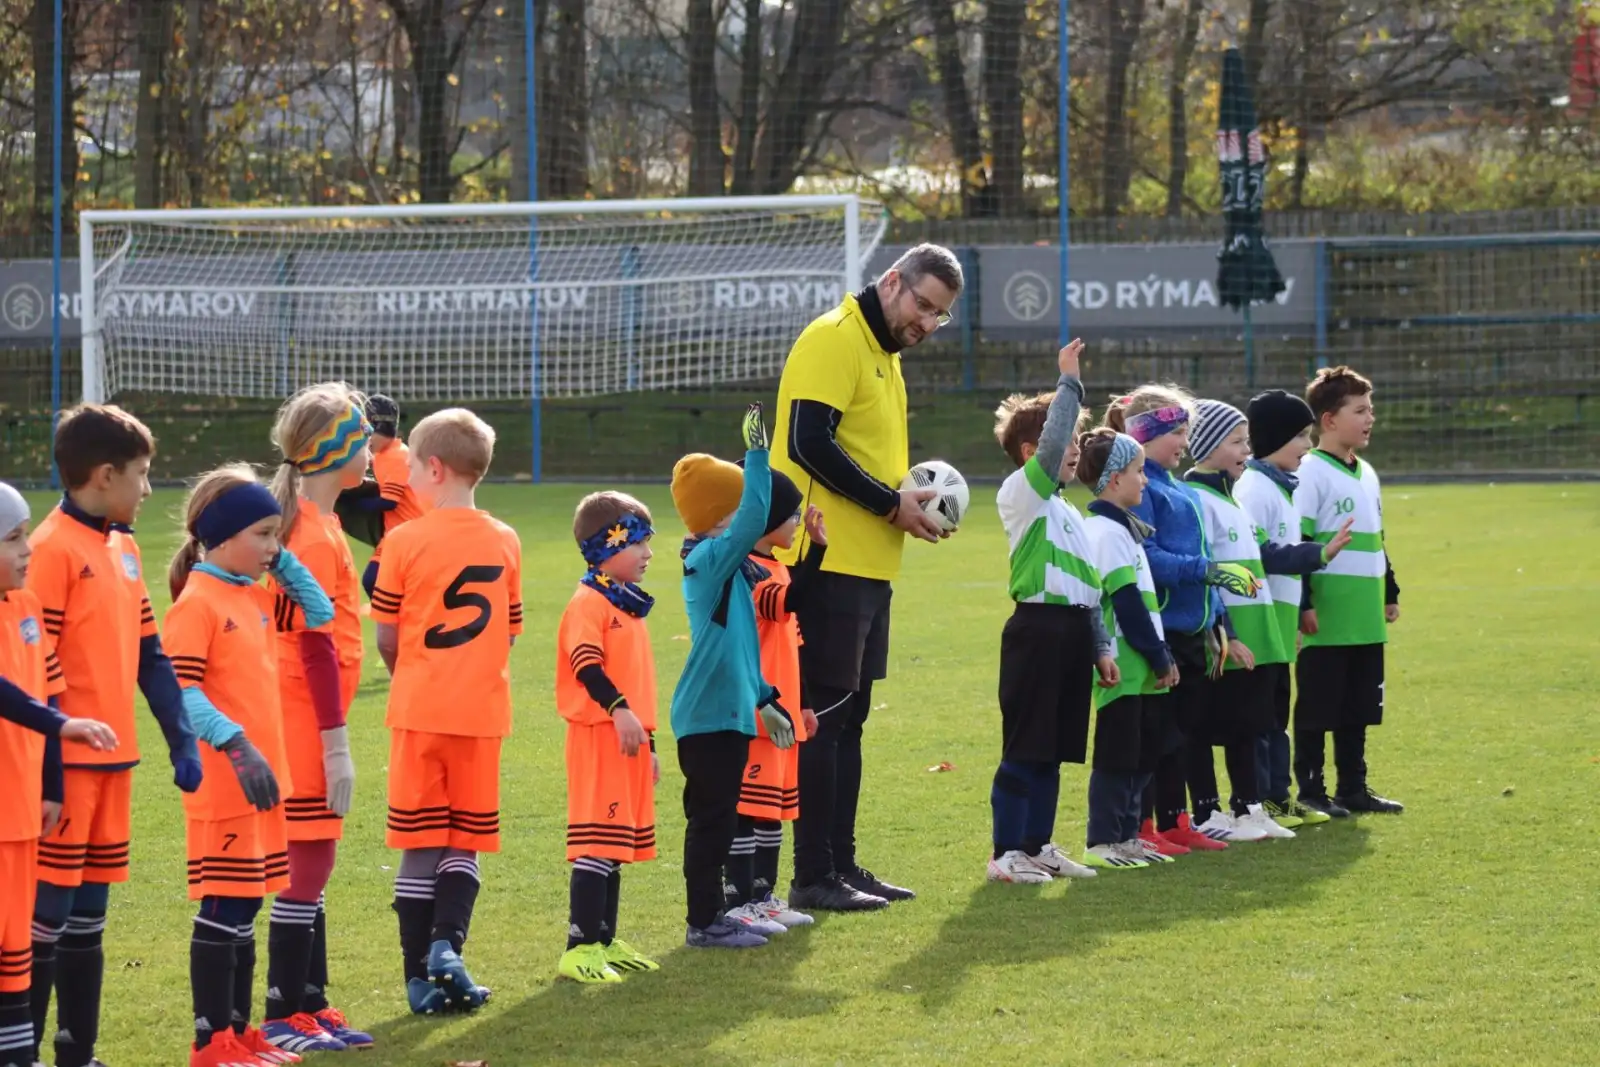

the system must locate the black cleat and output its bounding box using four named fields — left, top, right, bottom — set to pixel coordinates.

left=1298, top=793, right=1352, bottom=819
left=841, top=866, right=916, bottom=902
left=1335, top=787, right=1404, bottom=814
left=788, top=874, right=889, bottom=912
